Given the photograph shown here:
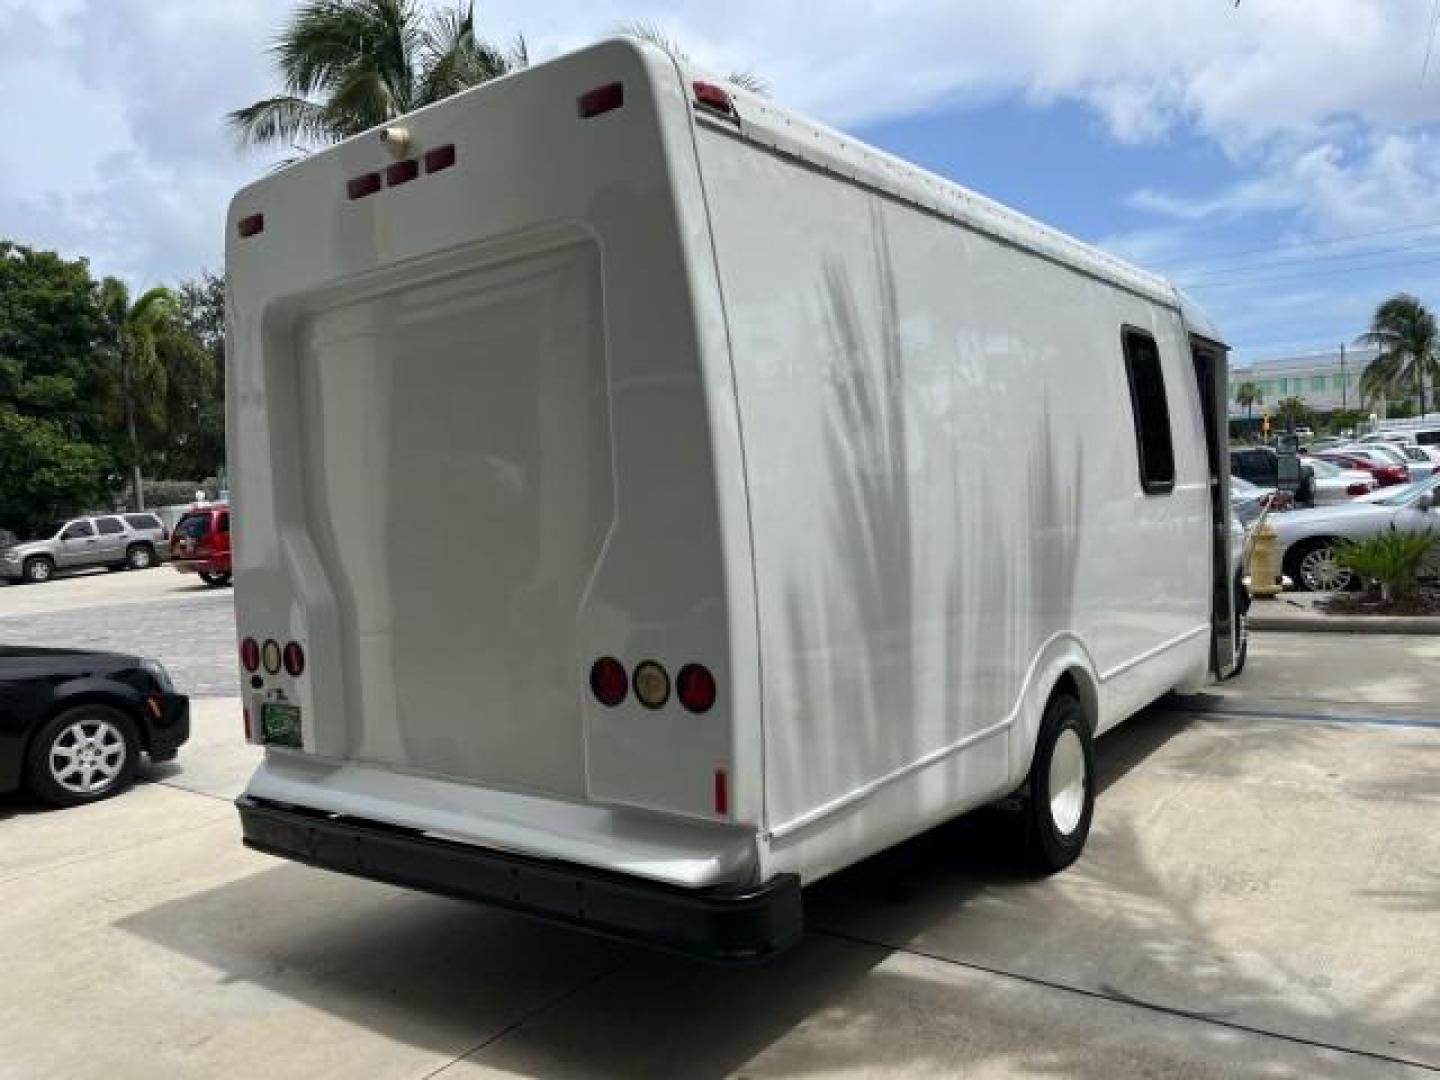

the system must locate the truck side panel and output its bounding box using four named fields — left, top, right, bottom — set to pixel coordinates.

left=689, top=112, right=1210, bottom=860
